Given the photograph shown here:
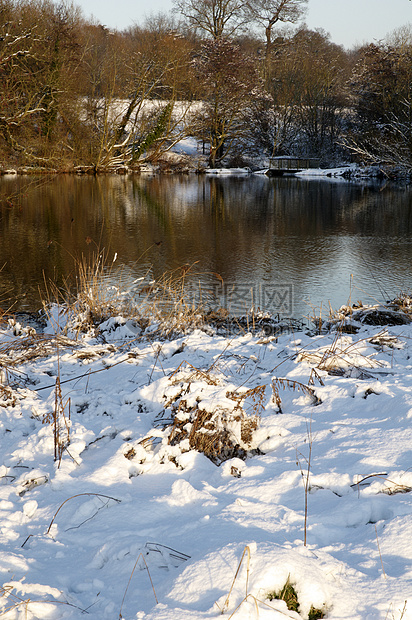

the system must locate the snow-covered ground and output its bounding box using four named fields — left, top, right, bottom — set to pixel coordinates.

left=205, top=168, right=251, bottom=175
left=1, top=303, right=412, bottom=619
left=295, top=166, right=354, bottom=178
